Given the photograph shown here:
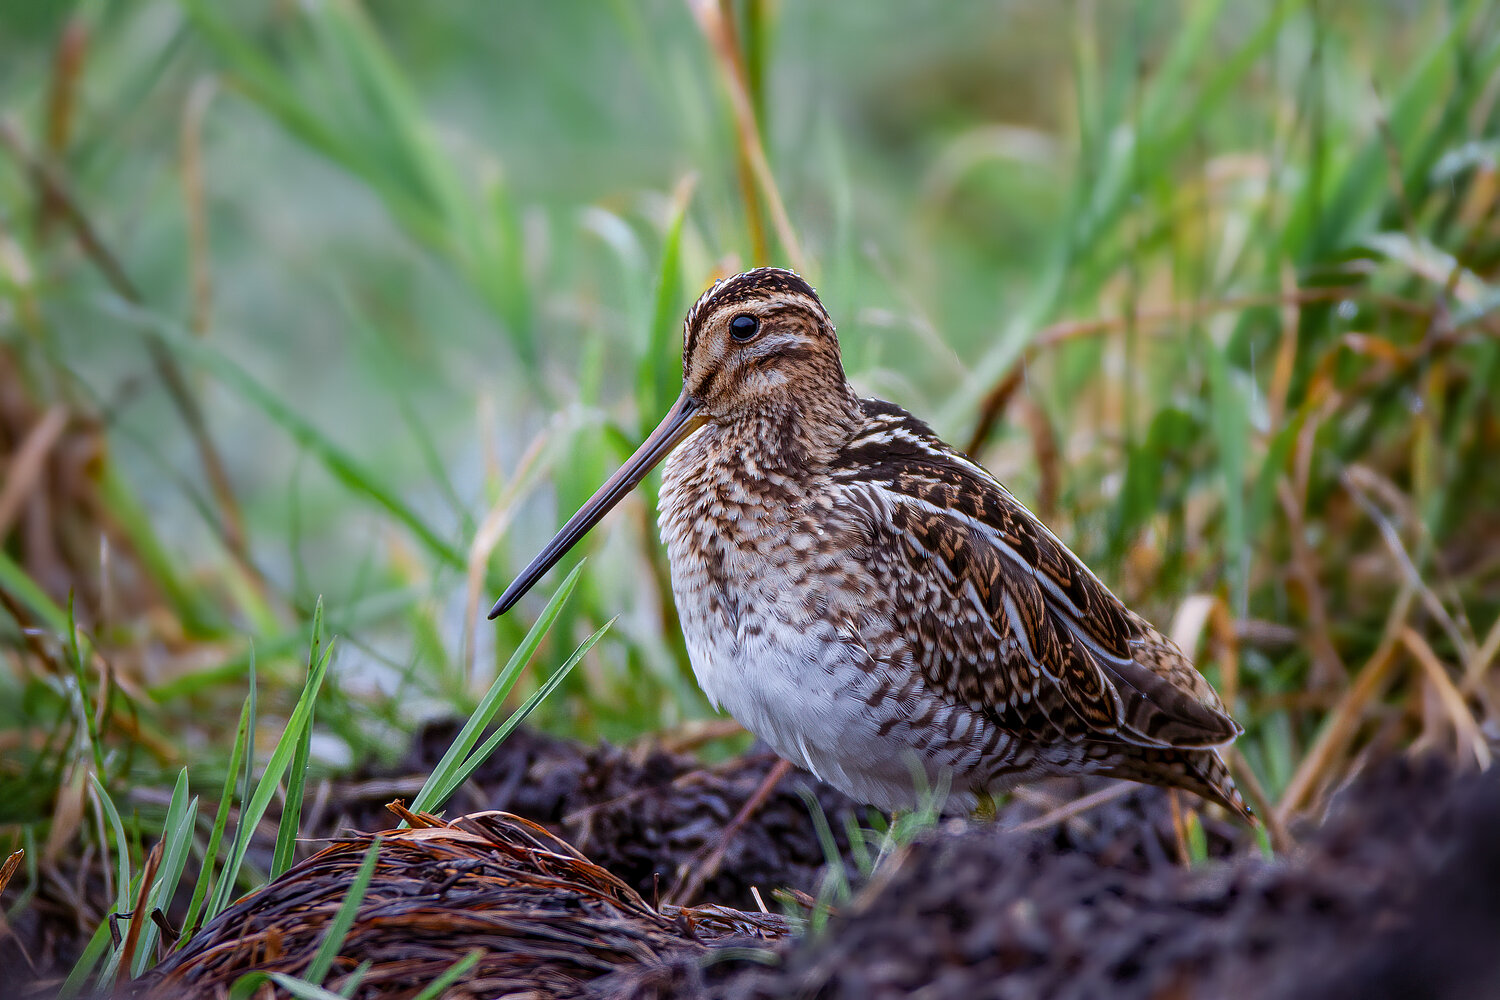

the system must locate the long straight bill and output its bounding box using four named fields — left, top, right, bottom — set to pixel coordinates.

left=489, top=393, right=706, bottom=618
